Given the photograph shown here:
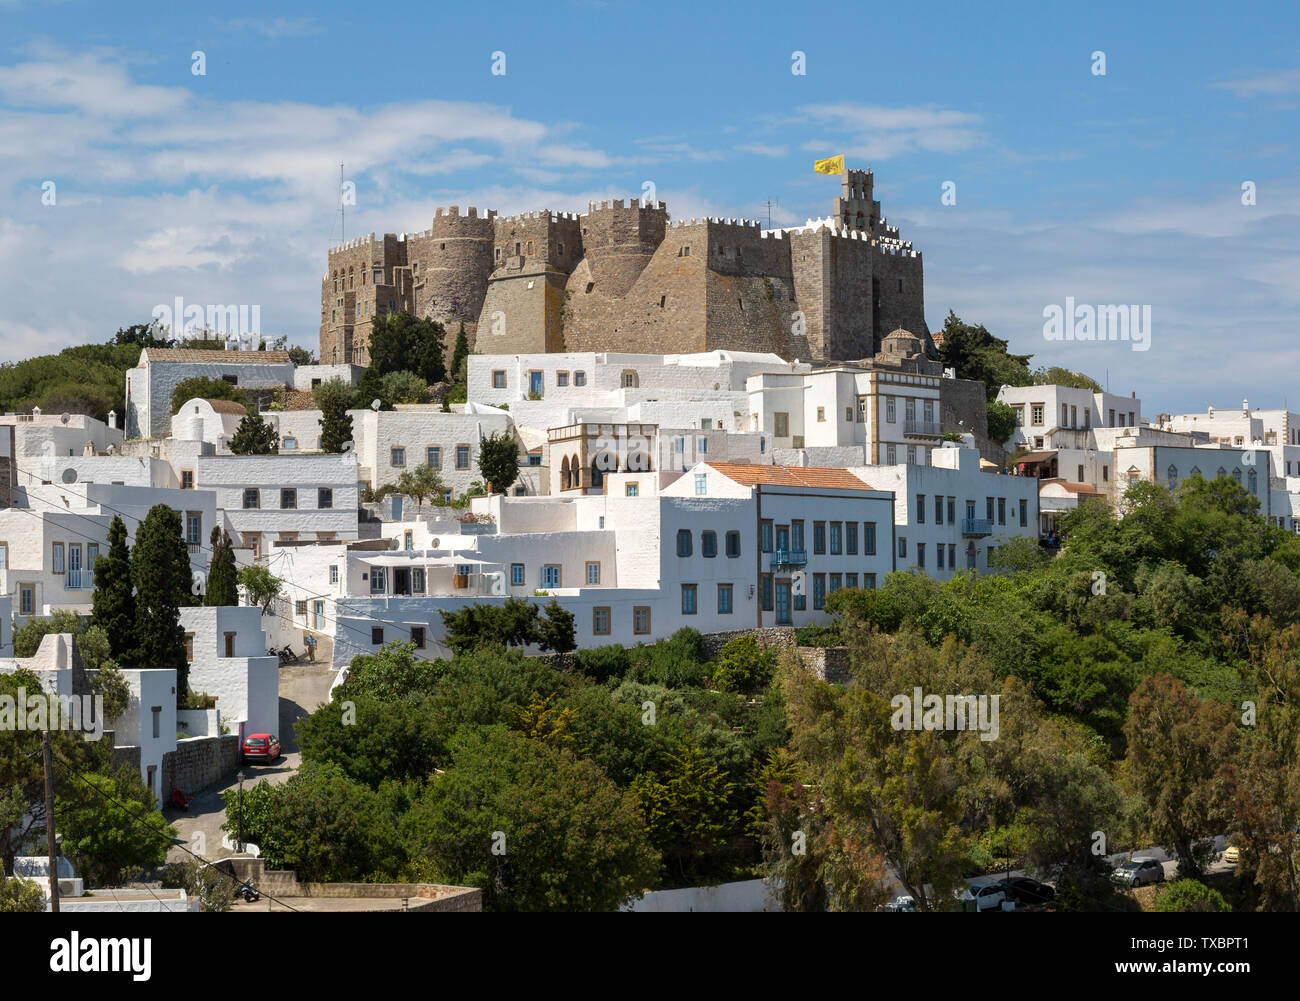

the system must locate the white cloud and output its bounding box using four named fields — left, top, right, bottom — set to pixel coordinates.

left=797, top=103, right=986, bottom=159
left=1210, top=67, right=1300, bottom=97
left=223, top=17, right=323, bottom=39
